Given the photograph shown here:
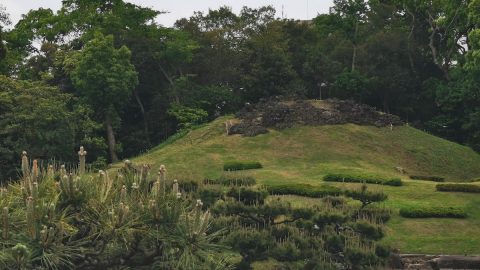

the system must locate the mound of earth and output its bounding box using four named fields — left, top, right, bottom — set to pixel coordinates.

left=229, top=97, right=403, bottom=136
